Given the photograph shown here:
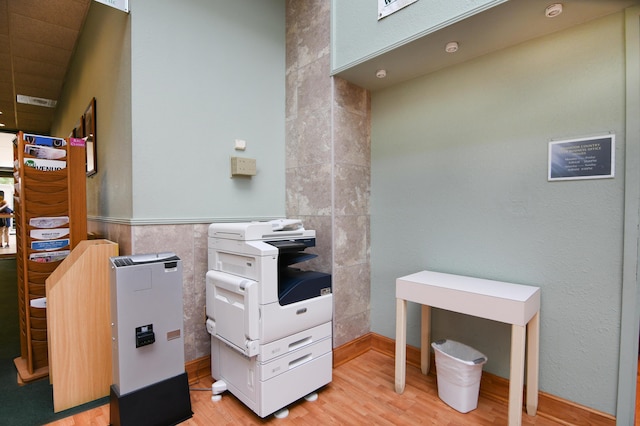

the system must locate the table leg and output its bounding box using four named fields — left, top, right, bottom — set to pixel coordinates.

left=421, top=305, right=431, bottom=375
left=395, top=298, right=407, bottom=394
left=526, top=311, right=540, bottom=415
left=509, top=324, right=526, bottom=426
